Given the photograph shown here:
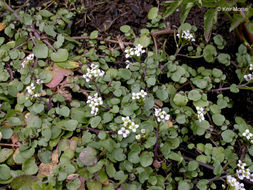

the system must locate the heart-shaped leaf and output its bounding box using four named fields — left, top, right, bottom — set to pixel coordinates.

left=50, top=48, right=69, bottom=62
